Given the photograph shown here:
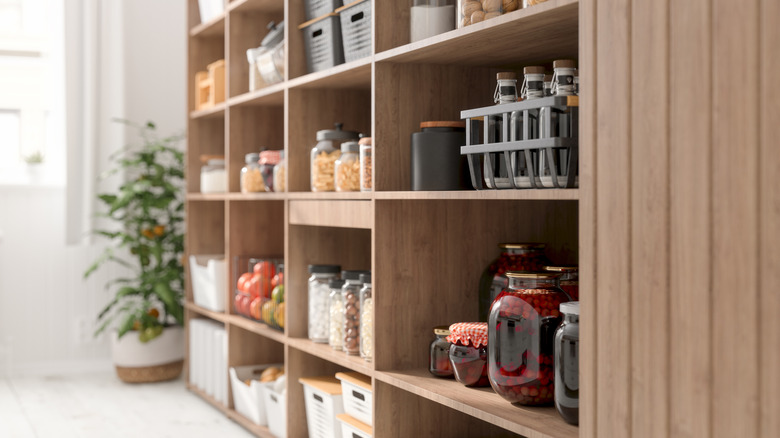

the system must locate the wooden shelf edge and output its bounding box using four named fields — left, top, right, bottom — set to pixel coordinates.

left=187, top=193, right=229, bottom=201
left=373, top=190, right=579, bottom=201
left=226, top=314, right=287, bottom=344
left=228, top=83, right=285, bottom=108
left=189, top=14, right=226, bottom=38
left=189, top=102, right=226, bottom=120
left=374, top=369, right=579, bottom=438
left=286, top=57, right=372, bottom=90
left=227, top=0, right=283, bottom=14
left=286, top=192, right=372, bottom=200
left=187, top=383, right=275, bottom=438
left=226, top=192, right=287, bottom=201
left=287, top=337, right=375, bottom=377
left=185, top=301, right=230, bottom=323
